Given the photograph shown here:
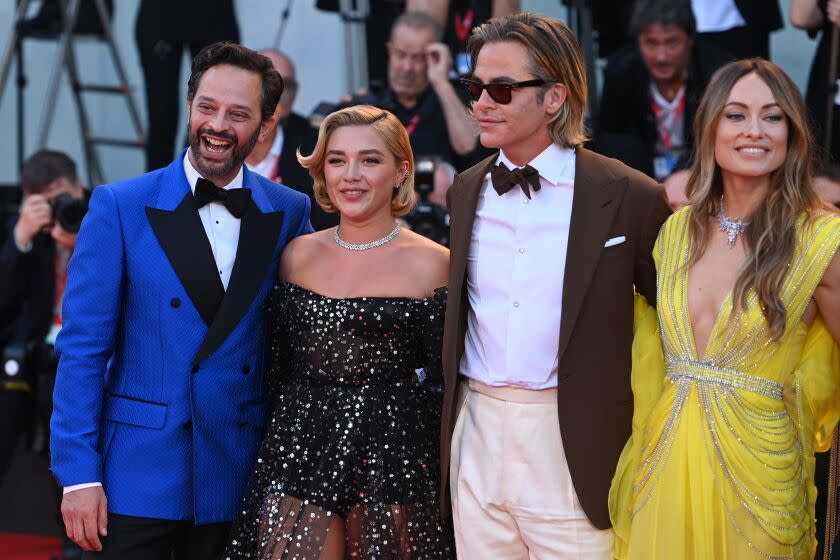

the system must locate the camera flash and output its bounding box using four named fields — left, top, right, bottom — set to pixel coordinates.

left=4, top=359, right=20, bottom=377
